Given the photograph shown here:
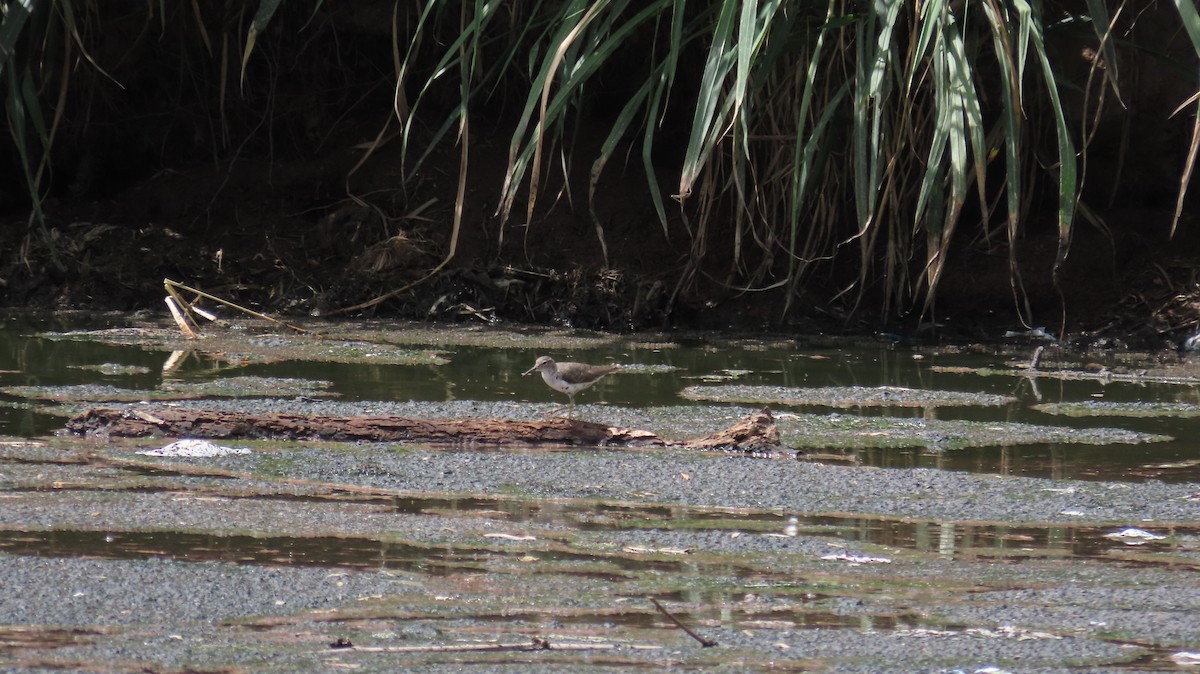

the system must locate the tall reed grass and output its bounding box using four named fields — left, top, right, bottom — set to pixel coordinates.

left=4, top=1, right=1199, bottom=325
